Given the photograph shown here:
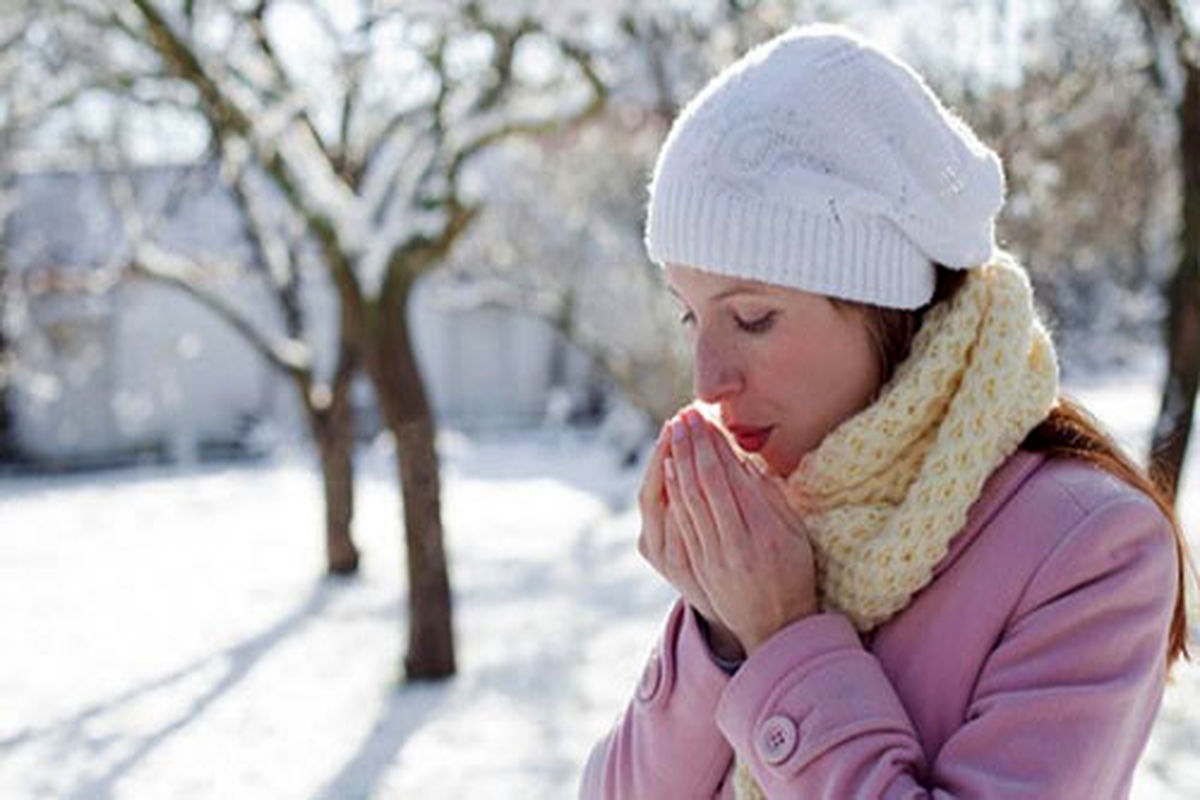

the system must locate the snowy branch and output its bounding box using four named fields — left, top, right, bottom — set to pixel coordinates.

left=445, top=30, right=608, bottom=185
left=100, top=158, right=313, bottom=380
left=111, top=0, right=608, bottom=304
left=125, top=0, right=359, bottom=265
left=241, top=0, right=338, bottom=167
left=1134, top=0, right=1199, bottom=77
left=225, top=163, right=308, bottom=340
left=128, top=240, right=312, bottom=379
